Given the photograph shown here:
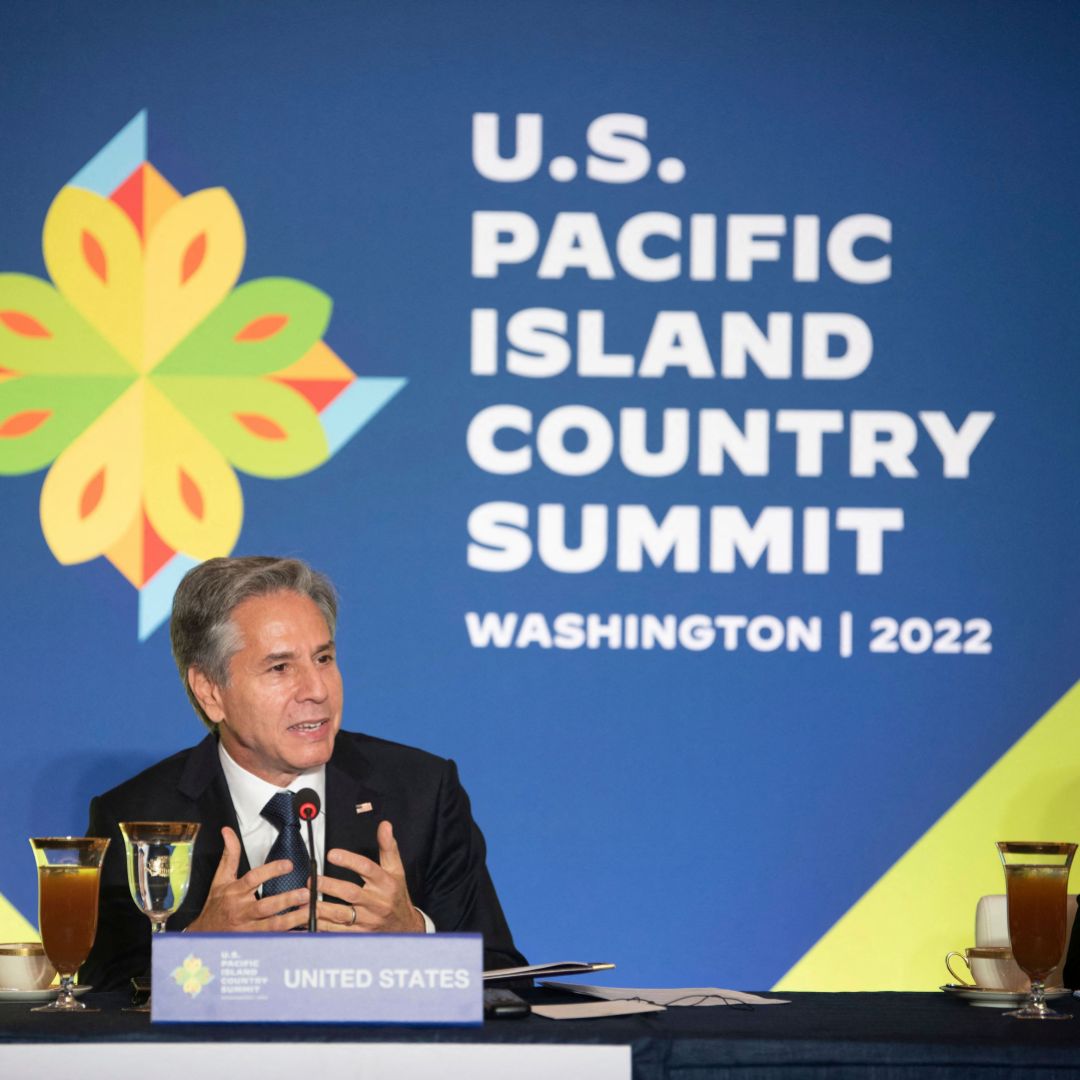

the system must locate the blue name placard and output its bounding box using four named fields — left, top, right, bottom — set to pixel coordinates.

left=151, top=933, right=482, bottom=1024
